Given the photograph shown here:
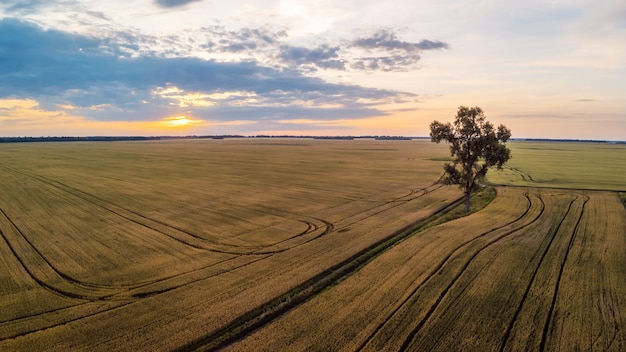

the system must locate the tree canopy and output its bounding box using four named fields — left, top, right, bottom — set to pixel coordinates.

left=430, top=106, right=511, bottom=212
